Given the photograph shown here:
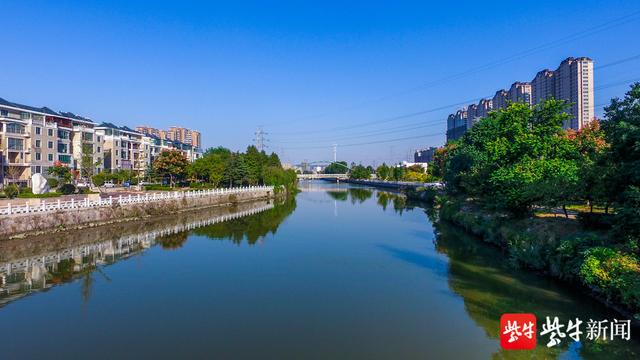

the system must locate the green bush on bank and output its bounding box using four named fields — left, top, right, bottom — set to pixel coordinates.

left=3, top=184, right=19, bottom=199
left=580, top=247, right=640, bottom=308
left=145, top=184, right=177, bottom=191
left=440, top=195, right=640, bottom=315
